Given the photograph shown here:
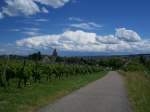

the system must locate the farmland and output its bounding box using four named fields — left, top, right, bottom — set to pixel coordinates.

left=0, top=54, right=108, bottom=112
left=0, top=53, right=150, bottom=112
